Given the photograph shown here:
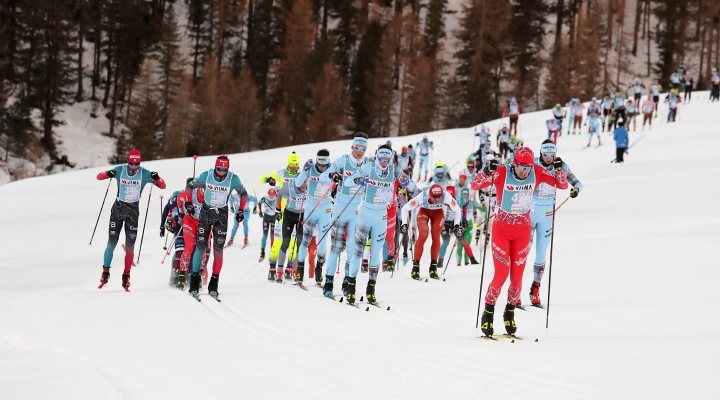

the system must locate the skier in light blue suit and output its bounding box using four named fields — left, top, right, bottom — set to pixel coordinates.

left=322, top=133, right=370, bottom=294
left=341, top=145, right=396, bottom=305
left=528, top=140, right=582, bottom=306
left=295, top=149, right=334, bottom=284
left=416, top=135, right=434, bottom=182
left=229, top=189, right=257, bottom=245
